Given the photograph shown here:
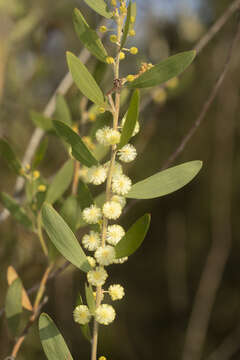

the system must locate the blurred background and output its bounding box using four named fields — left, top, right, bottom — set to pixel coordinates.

left=1, top=0, right=240, bottom=359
